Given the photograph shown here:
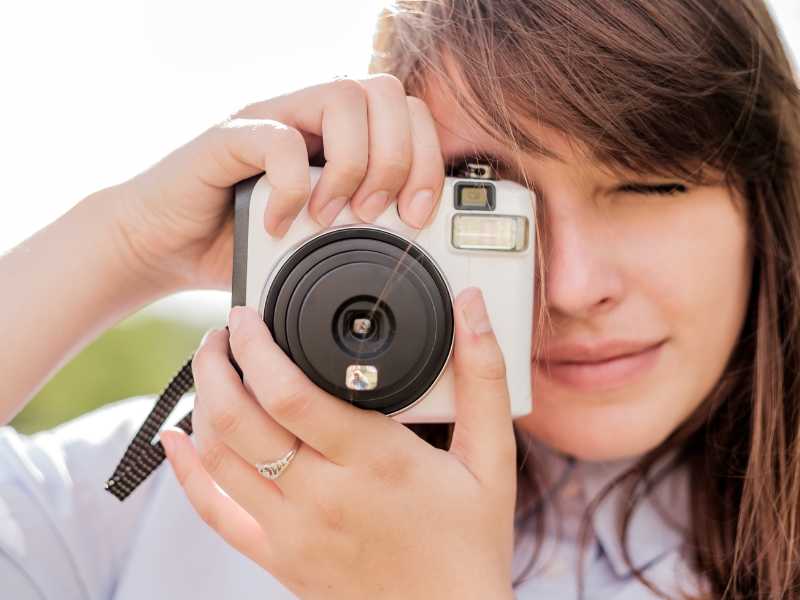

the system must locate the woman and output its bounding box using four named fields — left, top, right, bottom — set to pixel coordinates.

left=1, top=1, right=798, bottom=598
